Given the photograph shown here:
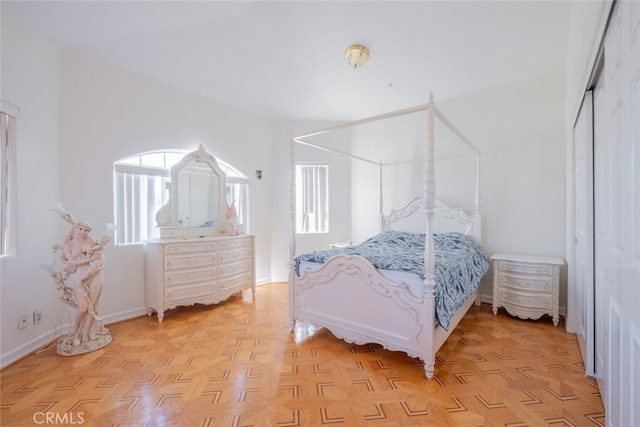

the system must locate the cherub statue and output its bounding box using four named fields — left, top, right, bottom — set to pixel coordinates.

left=42, top=203, right=116, bottom=356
